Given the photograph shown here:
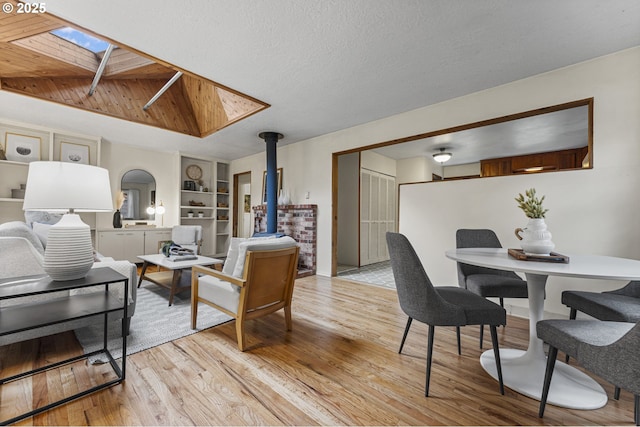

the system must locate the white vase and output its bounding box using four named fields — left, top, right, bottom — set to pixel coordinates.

left=514, top=218, right=555, bottom=255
